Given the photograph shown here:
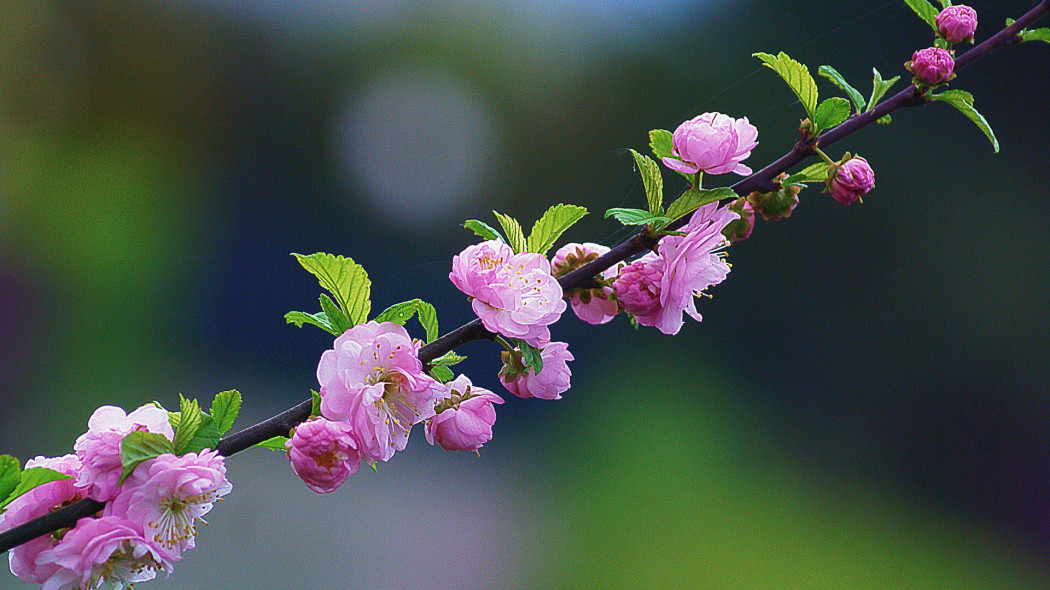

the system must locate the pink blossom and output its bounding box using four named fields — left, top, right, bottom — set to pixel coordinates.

left=612, top=253, right=664, bottom=323
left=828, top=156, right=875, bottom=205
left=937, top=5, right=977, bottom=44
left=1, top=478, right=82, bottom=585
left=317, top=321, right=441, bottom=464
left=106, top=450, right=231, bottom=557
left=449, top=239, right=567, bottom=345
left=552, top=242, right=620, bottom=325
left=908, top=47, right=955, bottom=85
left=36, top=515, right=172, bottom=590
left=285, top=417, right=361, bottom=494
left=73, top=404, right=175, bottom=502
left=426, top=375, right=504, bottom=452
left=25, top=454, right=82, bottom=478
left=499, top=341, right=573, bottom=400
left=662, top=112, right=758, bottom=176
